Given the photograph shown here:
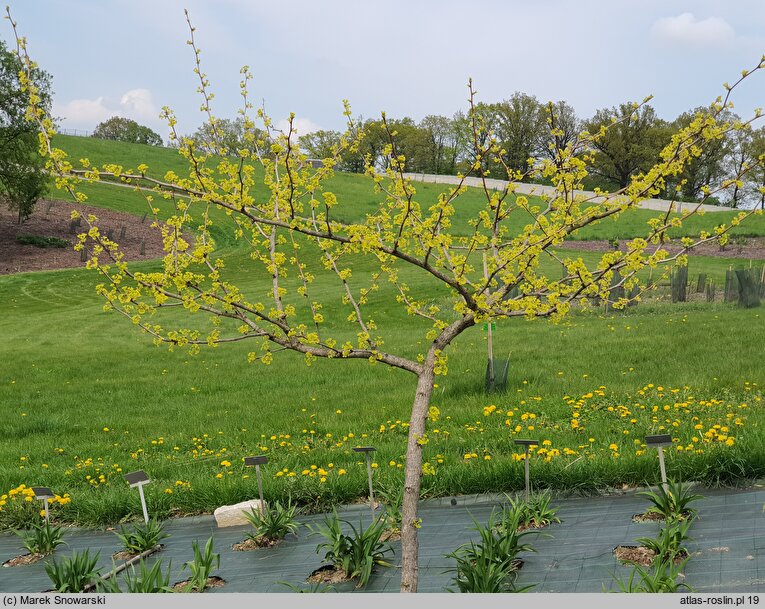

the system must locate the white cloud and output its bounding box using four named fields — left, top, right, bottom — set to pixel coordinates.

left=274, top=117, right=322, bottom=136
left=54, top=88, right=160, bottom=131
left=118, top=89, right=157, bottom=121
left=651, top=13, right=735, bottom=47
